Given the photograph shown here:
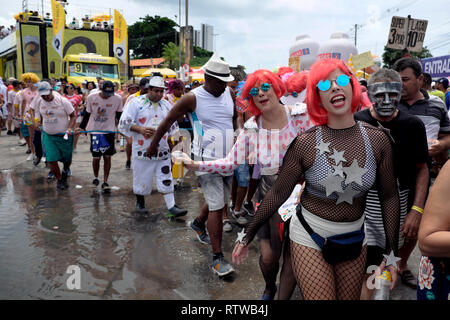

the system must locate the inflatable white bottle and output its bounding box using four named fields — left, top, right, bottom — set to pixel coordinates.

left=289, top=34, right=320, bottom=71
left=317, top=32, right=358, bottom=62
